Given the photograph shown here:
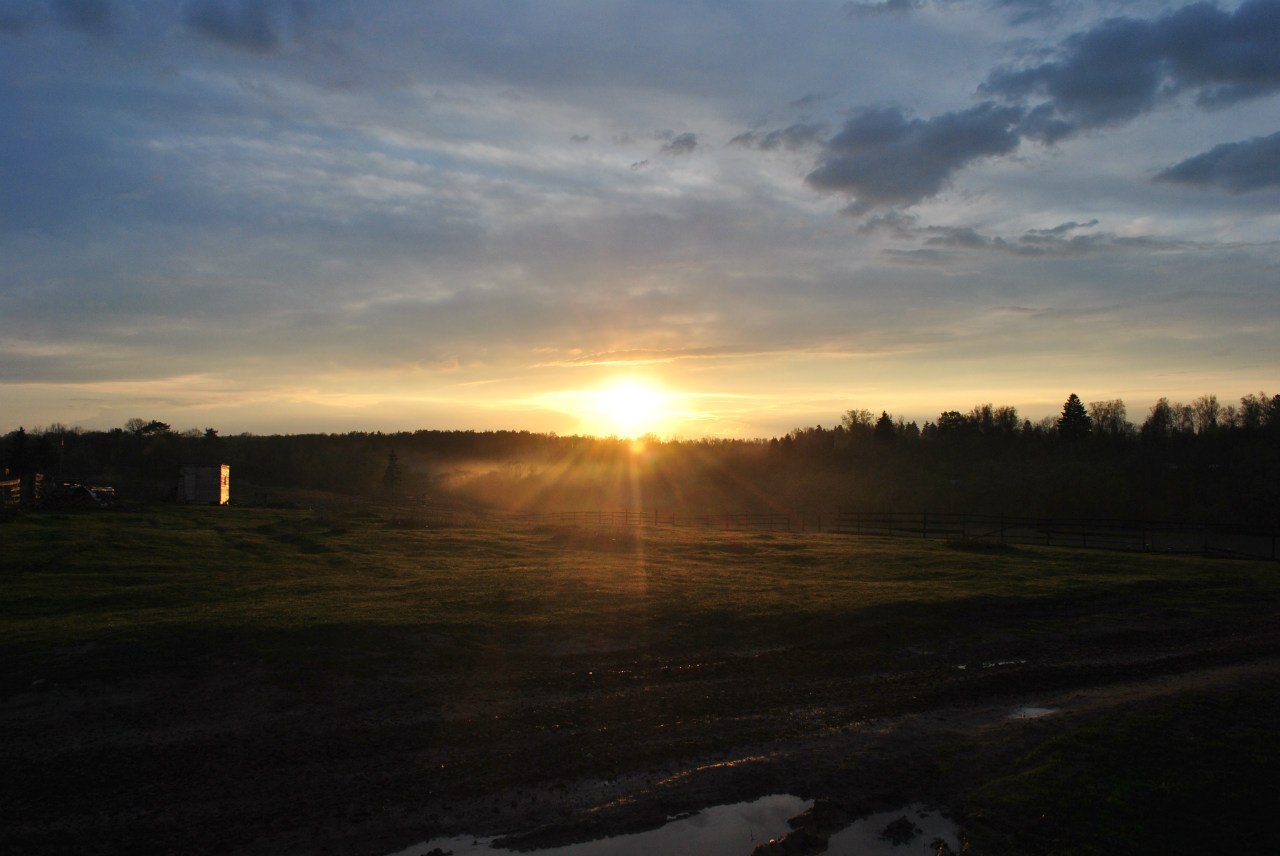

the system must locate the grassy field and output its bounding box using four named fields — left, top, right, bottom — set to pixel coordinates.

left=2, top=503, right=1278, bottom=854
